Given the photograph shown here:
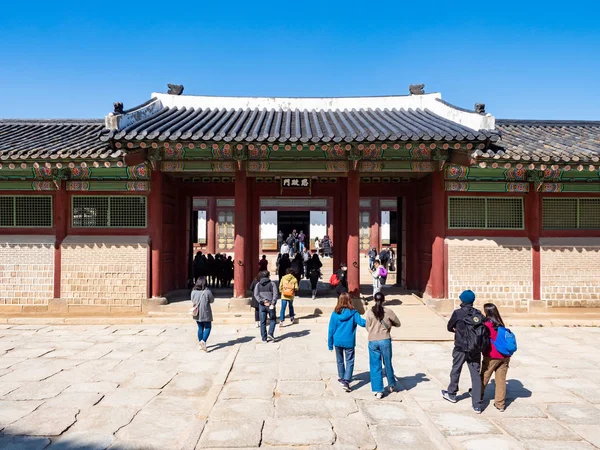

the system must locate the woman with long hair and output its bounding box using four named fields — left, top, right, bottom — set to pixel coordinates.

left=327, top=293, right=366, bottom=392
left=481, top=303, right=511, bottom=412
left=191, top=277, right=215, bottom=352
left=308, top=252, right=323, bottom=300
left=365, top=292, right=401, bottom=399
